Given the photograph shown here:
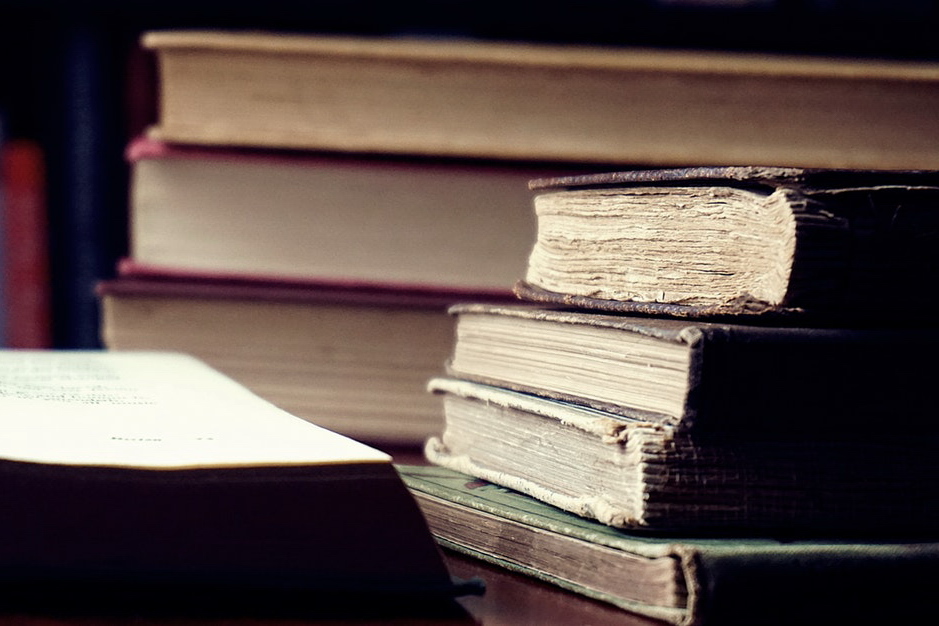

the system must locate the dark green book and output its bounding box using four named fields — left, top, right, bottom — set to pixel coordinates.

left=400, top=464, right=939, bottom=626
